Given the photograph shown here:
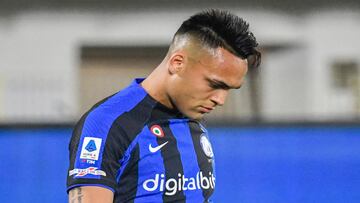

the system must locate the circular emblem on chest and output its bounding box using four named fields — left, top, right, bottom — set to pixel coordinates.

left=200, top=134, right=214, bottom=158
left=150, top=125, right=164, bottom=137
